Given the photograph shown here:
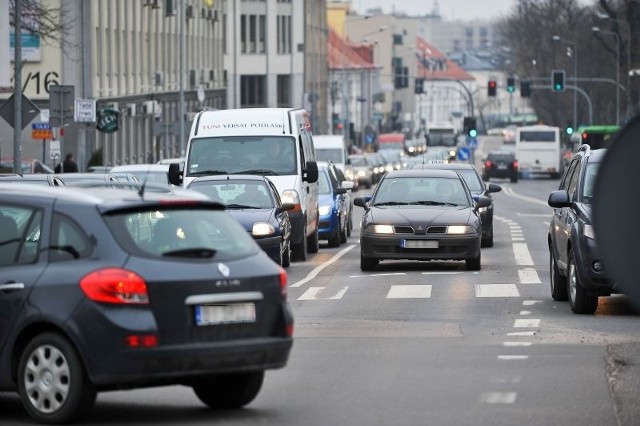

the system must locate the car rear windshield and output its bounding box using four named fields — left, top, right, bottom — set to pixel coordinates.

left=488, top=153, right=514, bottom=162
left=105, top=208, right=259, bottom=260
left=315, top=148, right=343, bottom=163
